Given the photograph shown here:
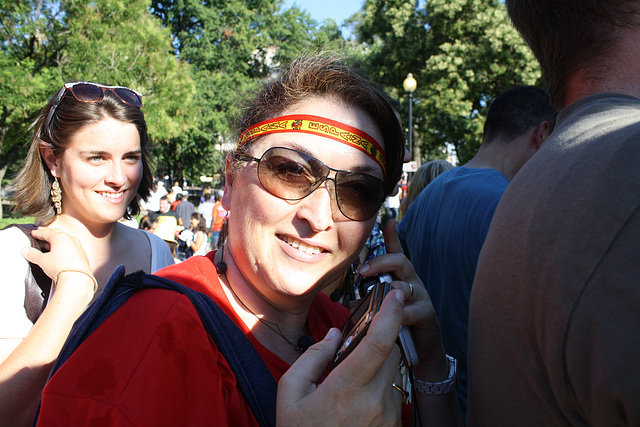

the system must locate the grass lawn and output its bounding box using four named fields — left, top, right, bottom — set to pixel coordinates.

left=0, top=216, right=34, bottom=229
left=1, top=211, right=143, bottom=229
left=1, top=201, right=34, bottom=228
